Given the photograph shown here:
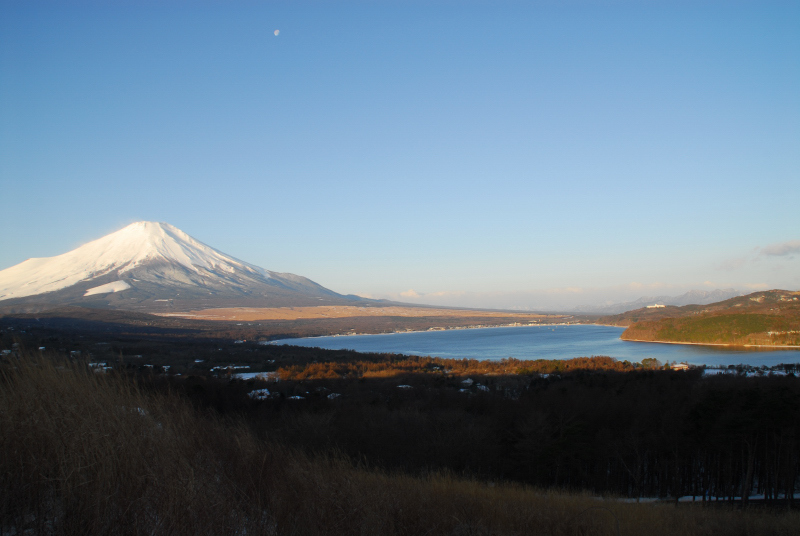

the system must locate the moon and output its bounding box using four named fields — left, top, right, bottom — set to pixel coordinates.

left=274, top=29, right=280, bottom=36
